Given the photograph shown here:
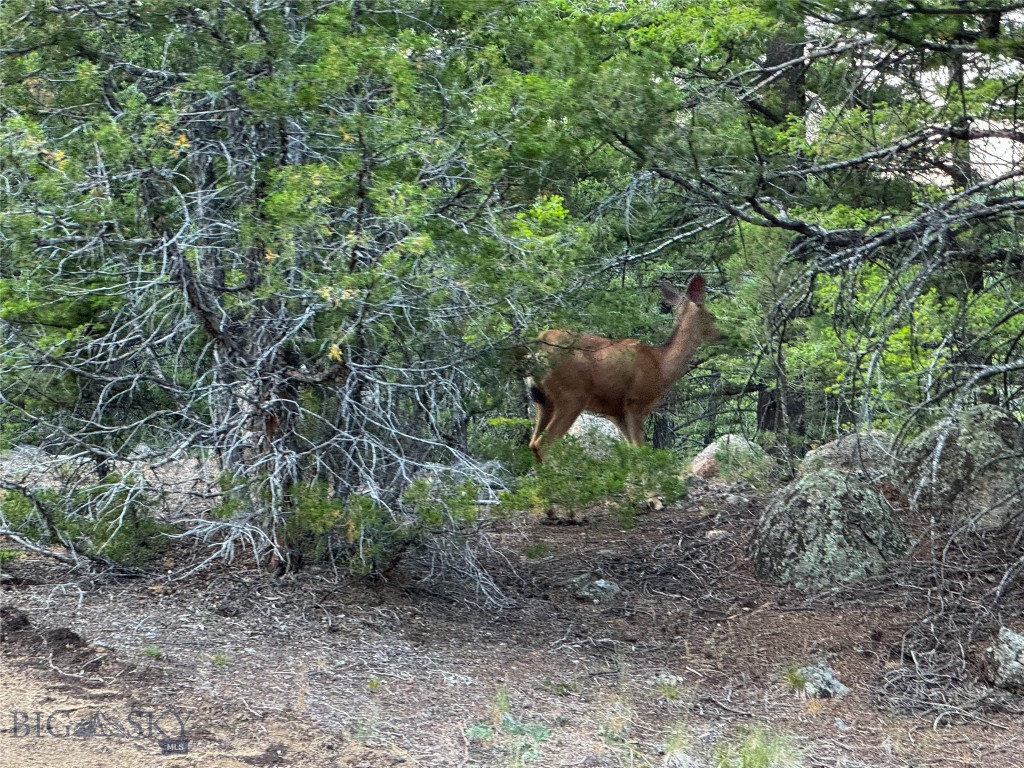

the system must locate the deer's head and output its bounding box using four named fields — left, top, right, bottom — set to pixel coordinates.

left=660, top=275, right=720, bottom=347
